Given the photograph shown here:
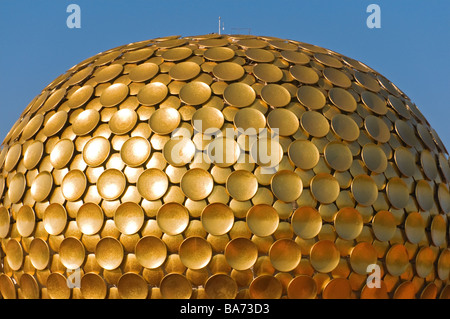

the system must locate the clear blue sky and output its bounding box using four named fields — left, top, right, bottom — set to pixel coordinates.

left=0, top=0, right=449, bottom=150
